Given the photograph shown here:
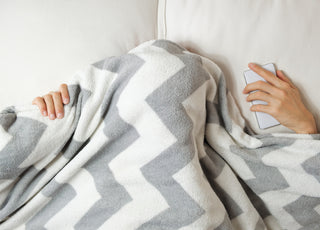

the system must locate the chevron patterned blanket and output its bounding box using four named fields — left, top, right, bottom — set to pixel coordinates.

left=0, top=39, right=319, bottom=230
